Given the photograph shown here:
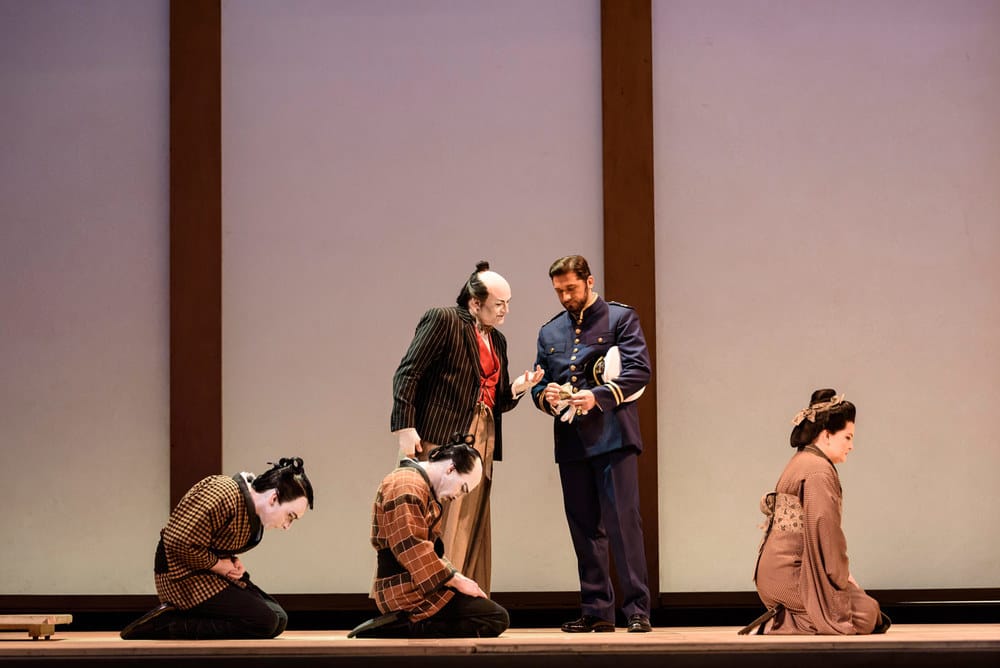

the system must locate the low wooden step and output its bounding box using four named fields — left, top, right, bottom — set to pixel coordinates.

left=0, top=614, right=73, bottom=640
